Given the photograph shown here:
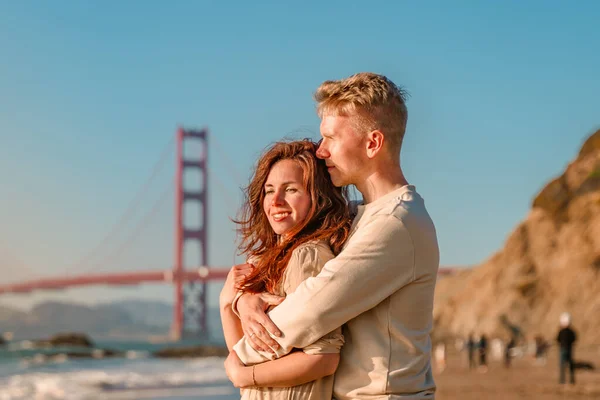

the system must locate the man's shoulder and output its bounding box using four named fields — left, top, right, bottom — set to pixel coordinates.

left=373, top=187, right=430, bottom=224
